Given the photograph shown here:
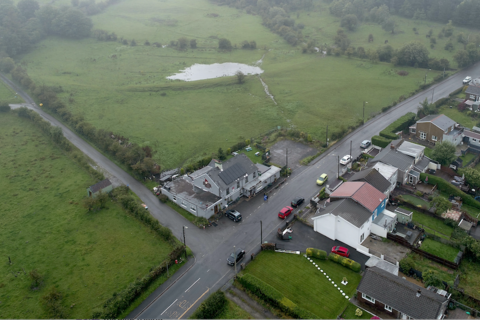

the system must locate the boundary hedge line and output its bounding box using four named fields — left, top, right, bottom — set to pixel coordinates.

left=306, top=248, right=327, bottom=260
left=238, top=274, right=318, bottom=319
left=190, top=291, right=228, bottom=319
left=372, top=135, right=391, bottom=148
left=328, top=253, right=361, bottom=272
left=379, top=112, right=416, bottom=140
